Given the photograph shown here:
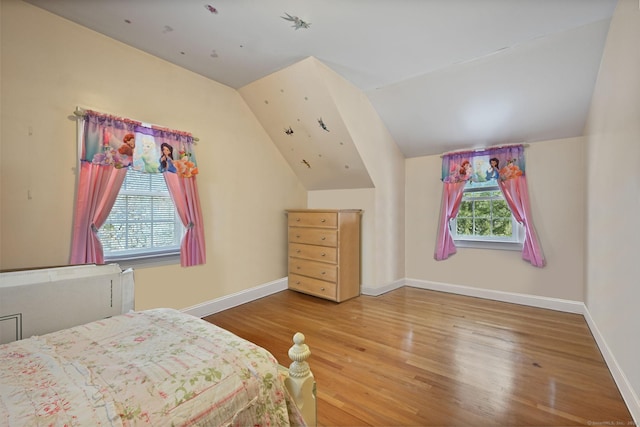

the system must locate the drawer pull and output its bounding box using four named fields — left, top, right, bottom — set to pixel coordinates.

left=320, top=287, right=325, bottom=291
left=320, top=219, right=326, bottom=223
left=321, top=252, right=326, bottom=257
left=296, top=266, right=301, bottom=269
left=296, top=218, right=300, bottom=222
left=296, top=281, right=301, bottom=285
left=321, top=271, right=326, bottom=275
left=296, top=249, right=301, bottom=253
left=321, top=237, right=326, bottom=240
left=296, top=234, right=301, bottom=238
